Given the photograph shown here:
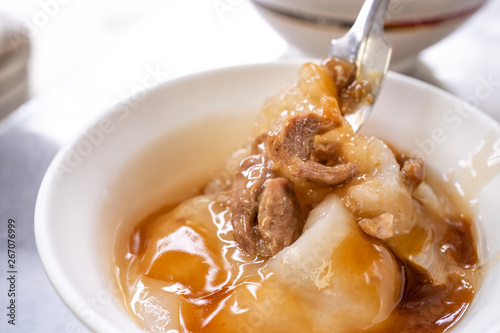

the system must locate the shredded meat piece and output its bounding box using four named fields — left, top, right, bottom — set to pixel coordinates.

left=358, top=213, right=394, bottom=240
left=339, top=80, right=373, bottom=115
left=311, top=142, right=345, bottom=166
left=321, top=57, right=356, bottom=91
left=397, top=154, right=425, bottom=191
left=268, top=99, right=358, bottom=186
left=321, top=57, right=373, bottom=115
left=251, top=133, right=269, bottom=154
left=229, top=155, right=302, bottom=256
left=230, top=154, right=272, bottom=254
left=295, top=161, right=358, bottom=186
left=268, top=112, right=330, bottom=162
left=257, top=178, right=301, bottom=256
